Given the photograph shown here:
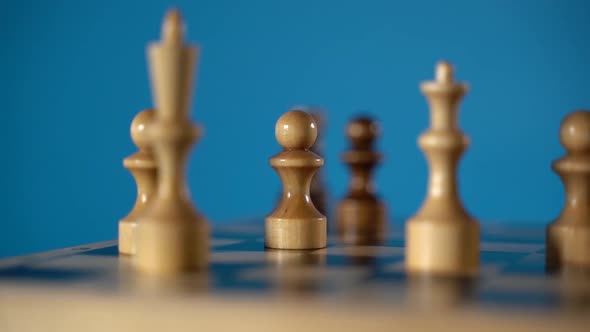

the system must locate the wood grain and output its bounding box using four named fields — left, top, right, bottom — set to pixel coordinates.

left=135, top=9, right=209, bottom=274
left=119, top=109, right=157, bottom=255
left=406, top=61, right=480, bottom=276
left=266, top=110, right=327, bottom=249
left=547, top=110, right=590, bottom=269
